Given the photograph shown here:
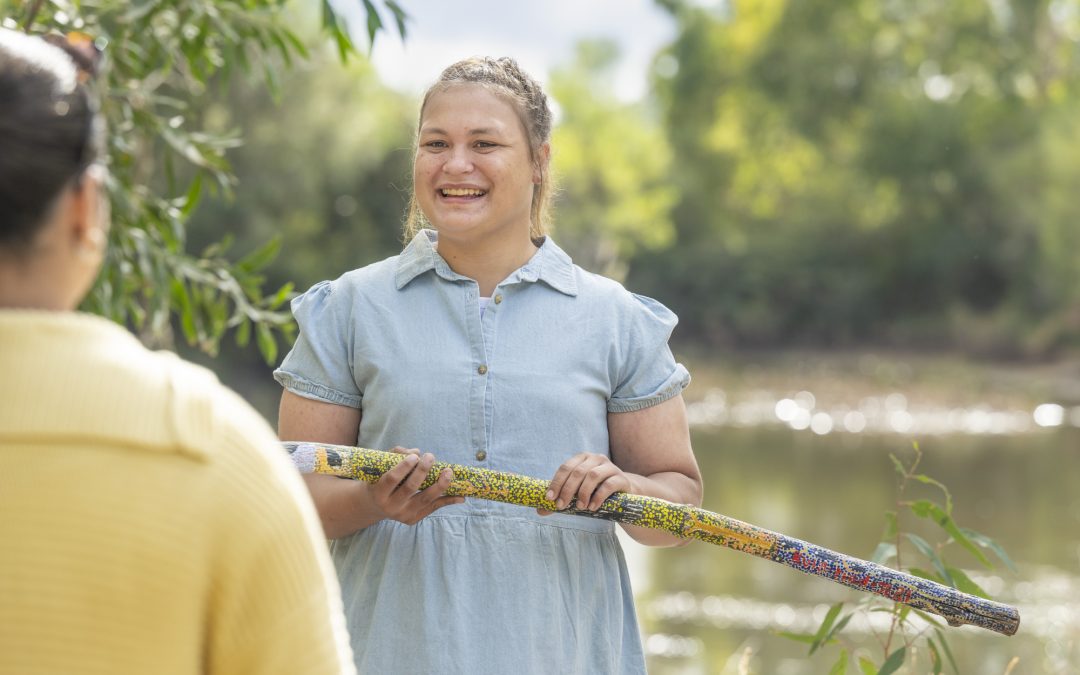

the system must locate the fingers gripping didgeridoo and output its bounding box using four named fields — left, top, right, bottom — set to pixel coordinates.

left=285, top=442, right=1020, bottom=636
